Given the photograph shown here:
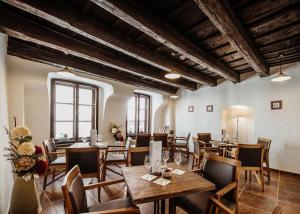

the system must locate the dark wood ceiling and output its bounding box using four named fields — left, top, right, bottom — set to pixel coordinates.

left=1, top=0, right=299, bottom=94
